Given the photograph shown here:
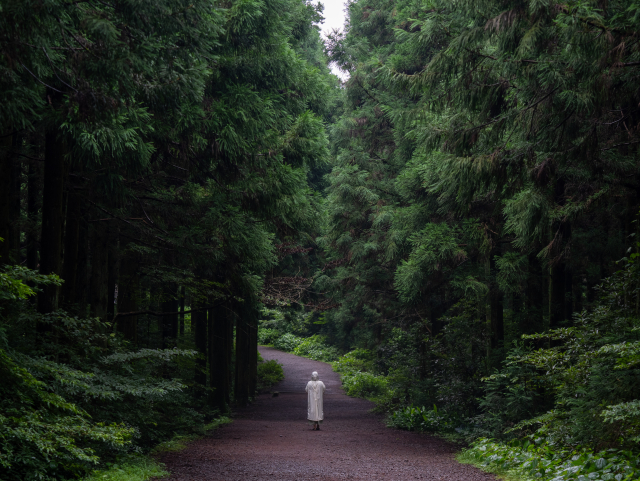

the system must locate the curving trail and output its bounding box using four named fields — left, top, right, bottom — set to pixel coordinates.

left=159, top=347, right=496, bottom=480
